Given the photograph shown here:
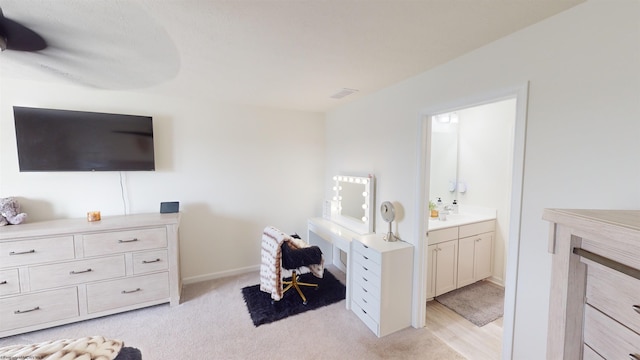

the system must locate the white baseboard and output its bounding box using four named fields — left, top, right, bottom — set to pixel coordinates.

left=182, top=264, right=260, bottom=285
